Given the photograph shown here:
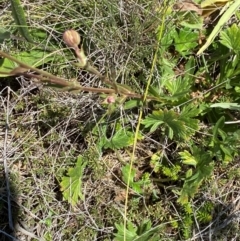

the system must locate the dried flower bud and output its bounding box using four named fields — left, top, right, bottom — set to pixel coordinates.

left=107, top=96, right=116, bottom=103
left=63, top=30, right=80, bottom=49
left=102, top=95, right=116, bottom=105
left=103, top=95, right=116, bottom=104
